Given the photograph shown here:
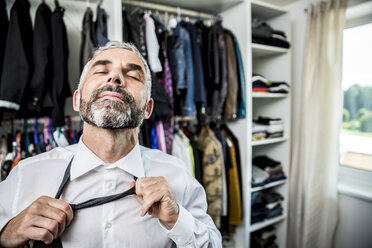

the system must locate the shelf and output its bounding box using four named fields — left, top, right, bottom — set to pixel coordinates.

left=252, top=137, right=288, bottom=146
left=252, top=43, right=289, bottom=58
left=252, top=92, right=288, bottom=98
left=251, top=0, right=286, bottom=19
left=250, top=215, right=286, bottom=232
left=251, top=179, right=287, bottom=192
